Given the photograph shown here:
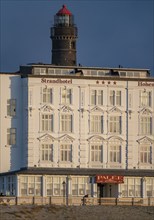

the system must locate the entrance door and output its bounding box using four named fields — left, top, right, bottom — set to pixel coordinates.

left=98, top=183, right=105, bottom=197
left=98, top=184, right=118, bottom=197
